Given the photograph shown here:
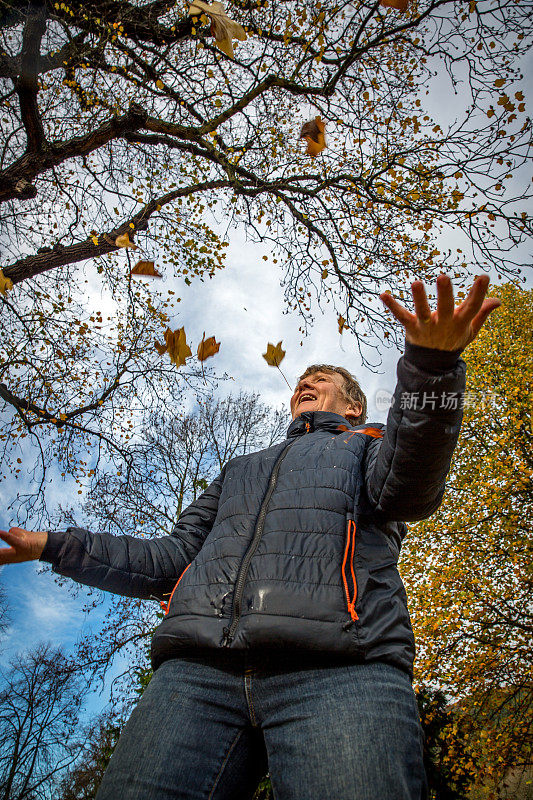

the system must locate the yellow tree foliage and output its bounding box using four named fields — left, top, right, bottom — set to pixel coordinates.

left=401, top=284, right=533, bottom=791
